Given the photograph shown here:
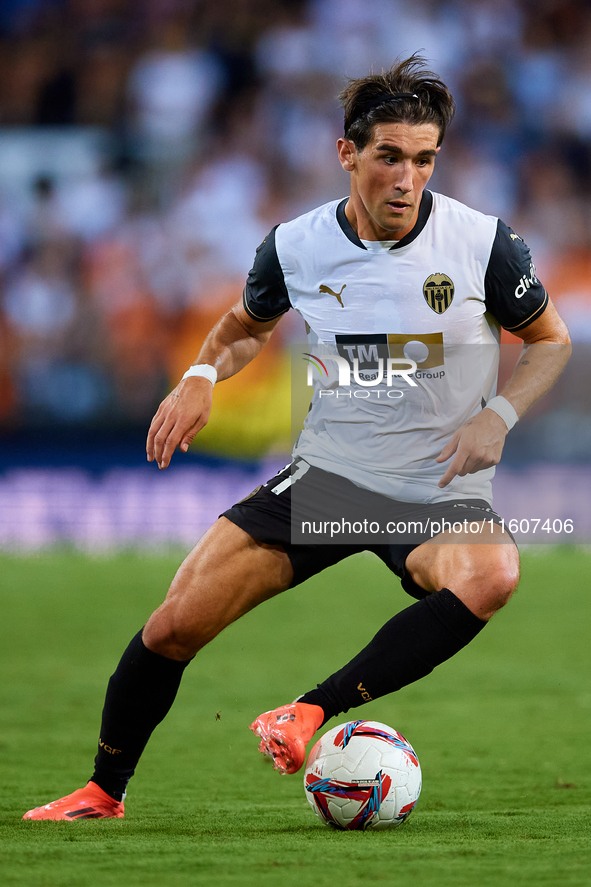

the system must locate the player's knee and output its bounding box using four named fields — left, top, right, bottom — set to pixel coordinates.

left=486, top=563, right=519, bottom=611
left=478, top=552, right=520, bottom=615
left=143, top=603, right=207, bottom=661
left=445, top=547, right=519, bottom=620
